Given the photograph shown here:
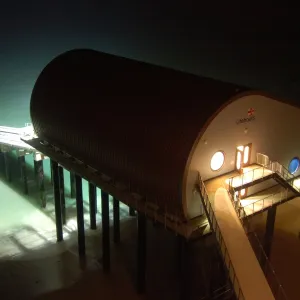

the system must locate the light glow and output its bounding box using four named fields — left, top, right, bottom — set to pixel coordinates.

left=236, top=151, right=242, bottom=170
left=244, top=146, right=250, bottom=164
